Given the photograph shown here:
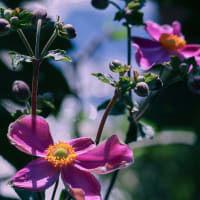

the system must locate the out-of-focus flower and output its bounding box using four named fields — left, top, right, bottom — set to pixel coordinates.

left=91, top=0, right=109, bottom=9
left=132, top=21, right=200, bottom=70
left=0, top=18, right=10, bottom=36
left=8, top=115, right=133, bottom=200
